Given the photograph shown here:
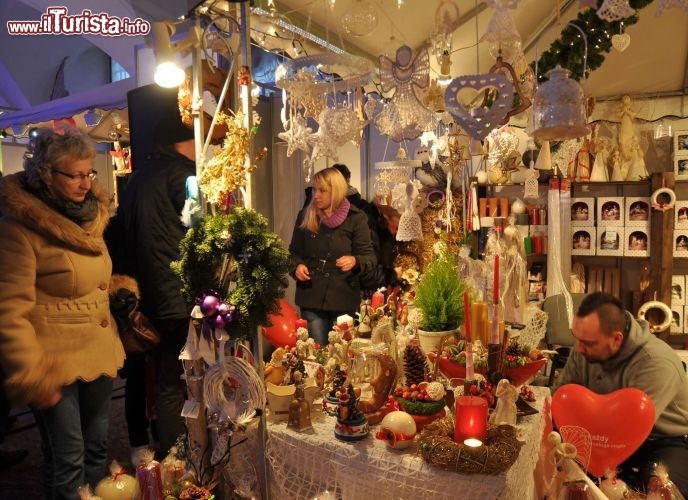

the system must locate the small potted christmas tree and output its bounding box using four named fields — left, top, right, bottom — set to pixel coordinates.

left=412, top=244, right=470, bottom=355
